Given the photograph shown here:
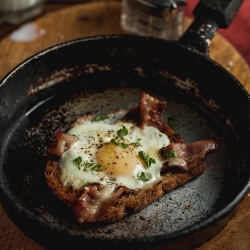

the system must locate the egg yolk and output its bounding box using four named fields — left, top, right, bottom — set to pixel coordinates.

left=96, top=143, right=143, bottom=177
